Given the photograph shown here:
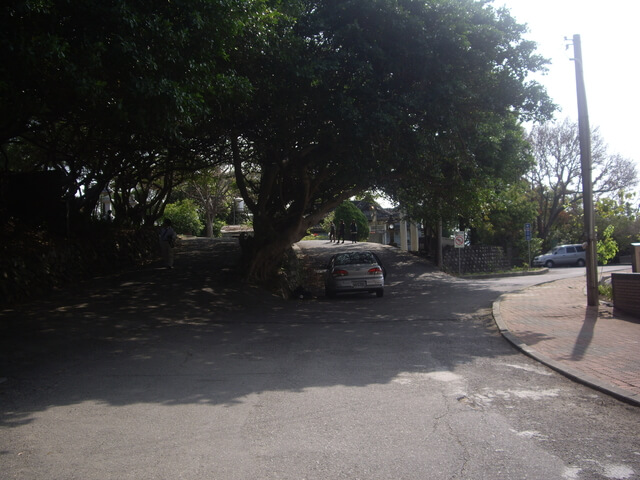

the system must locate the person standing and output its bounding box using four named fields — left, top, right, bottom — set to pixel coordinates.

left=159, top=218, right=178, bottom=268
left=337, top=220, right=346, bottom=243
left=329, top=222, right=336, bottom=242
left=350, top=219, right=358, bottom=243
